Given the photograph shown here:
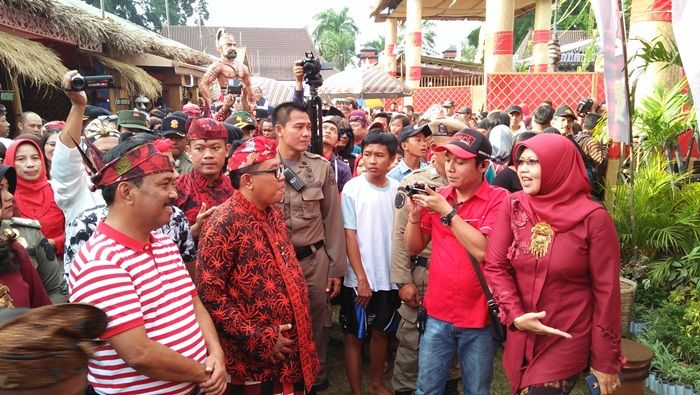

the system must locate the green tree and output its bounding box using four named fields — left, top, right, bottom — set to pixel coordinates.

left=514, top=10, right=535, bottom=52
left=459, top=39, right=477, bottom=62
left=467, top=27, right=480, bottom=48
left=398, top=20, right=437, bottom=51
left=363, top=36, right=385, bottom=51
left=82, top=0, right=209, bottom=33
left=312, top=7, right=359, bottom=71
